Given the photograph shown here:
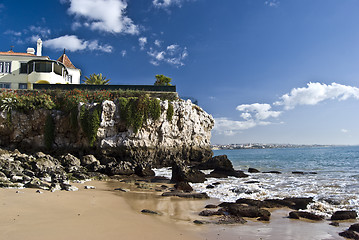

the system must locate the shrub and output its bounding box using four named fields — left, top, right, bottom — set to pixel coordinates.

left=79, top=104, right=101, bottom=147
